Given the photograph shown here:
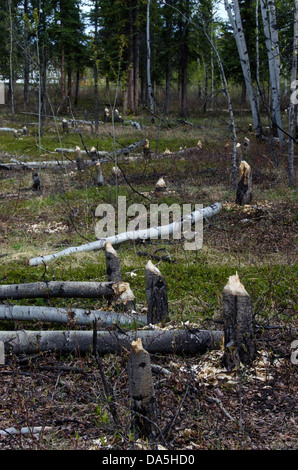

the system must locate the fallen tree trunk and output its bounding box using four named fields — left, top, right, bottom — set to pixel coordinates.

left=29, top=202, right=222, bottom=266
left=87, top=139, right=148, bottom=167
left=0, top=305, right=146, bottom=327
left=55, top=148, right=107, bottom=157
left=0, top=281, right=115, bottom=300
left=0, top=328, right=223, bottom=356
